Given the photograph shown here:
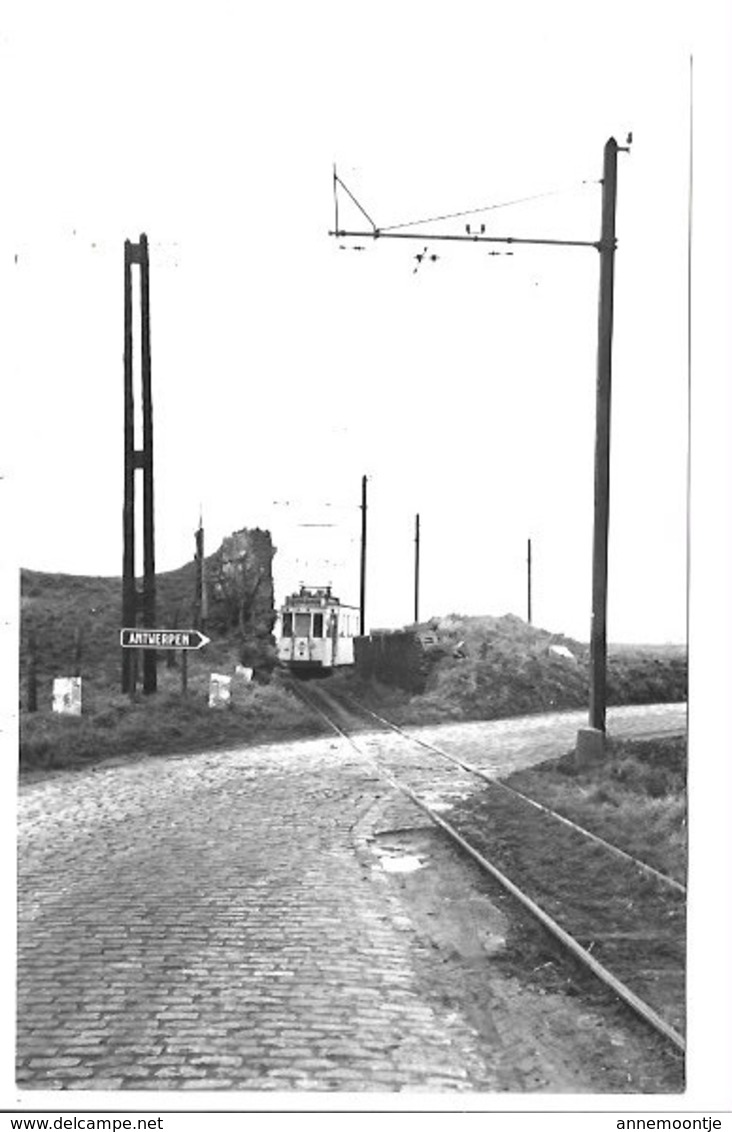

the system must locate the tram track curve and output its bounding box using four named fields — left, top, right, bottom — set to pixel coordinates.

left=336, top=689, right=686, bottom=895
left=290, top=679, right=686, bottom=1057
